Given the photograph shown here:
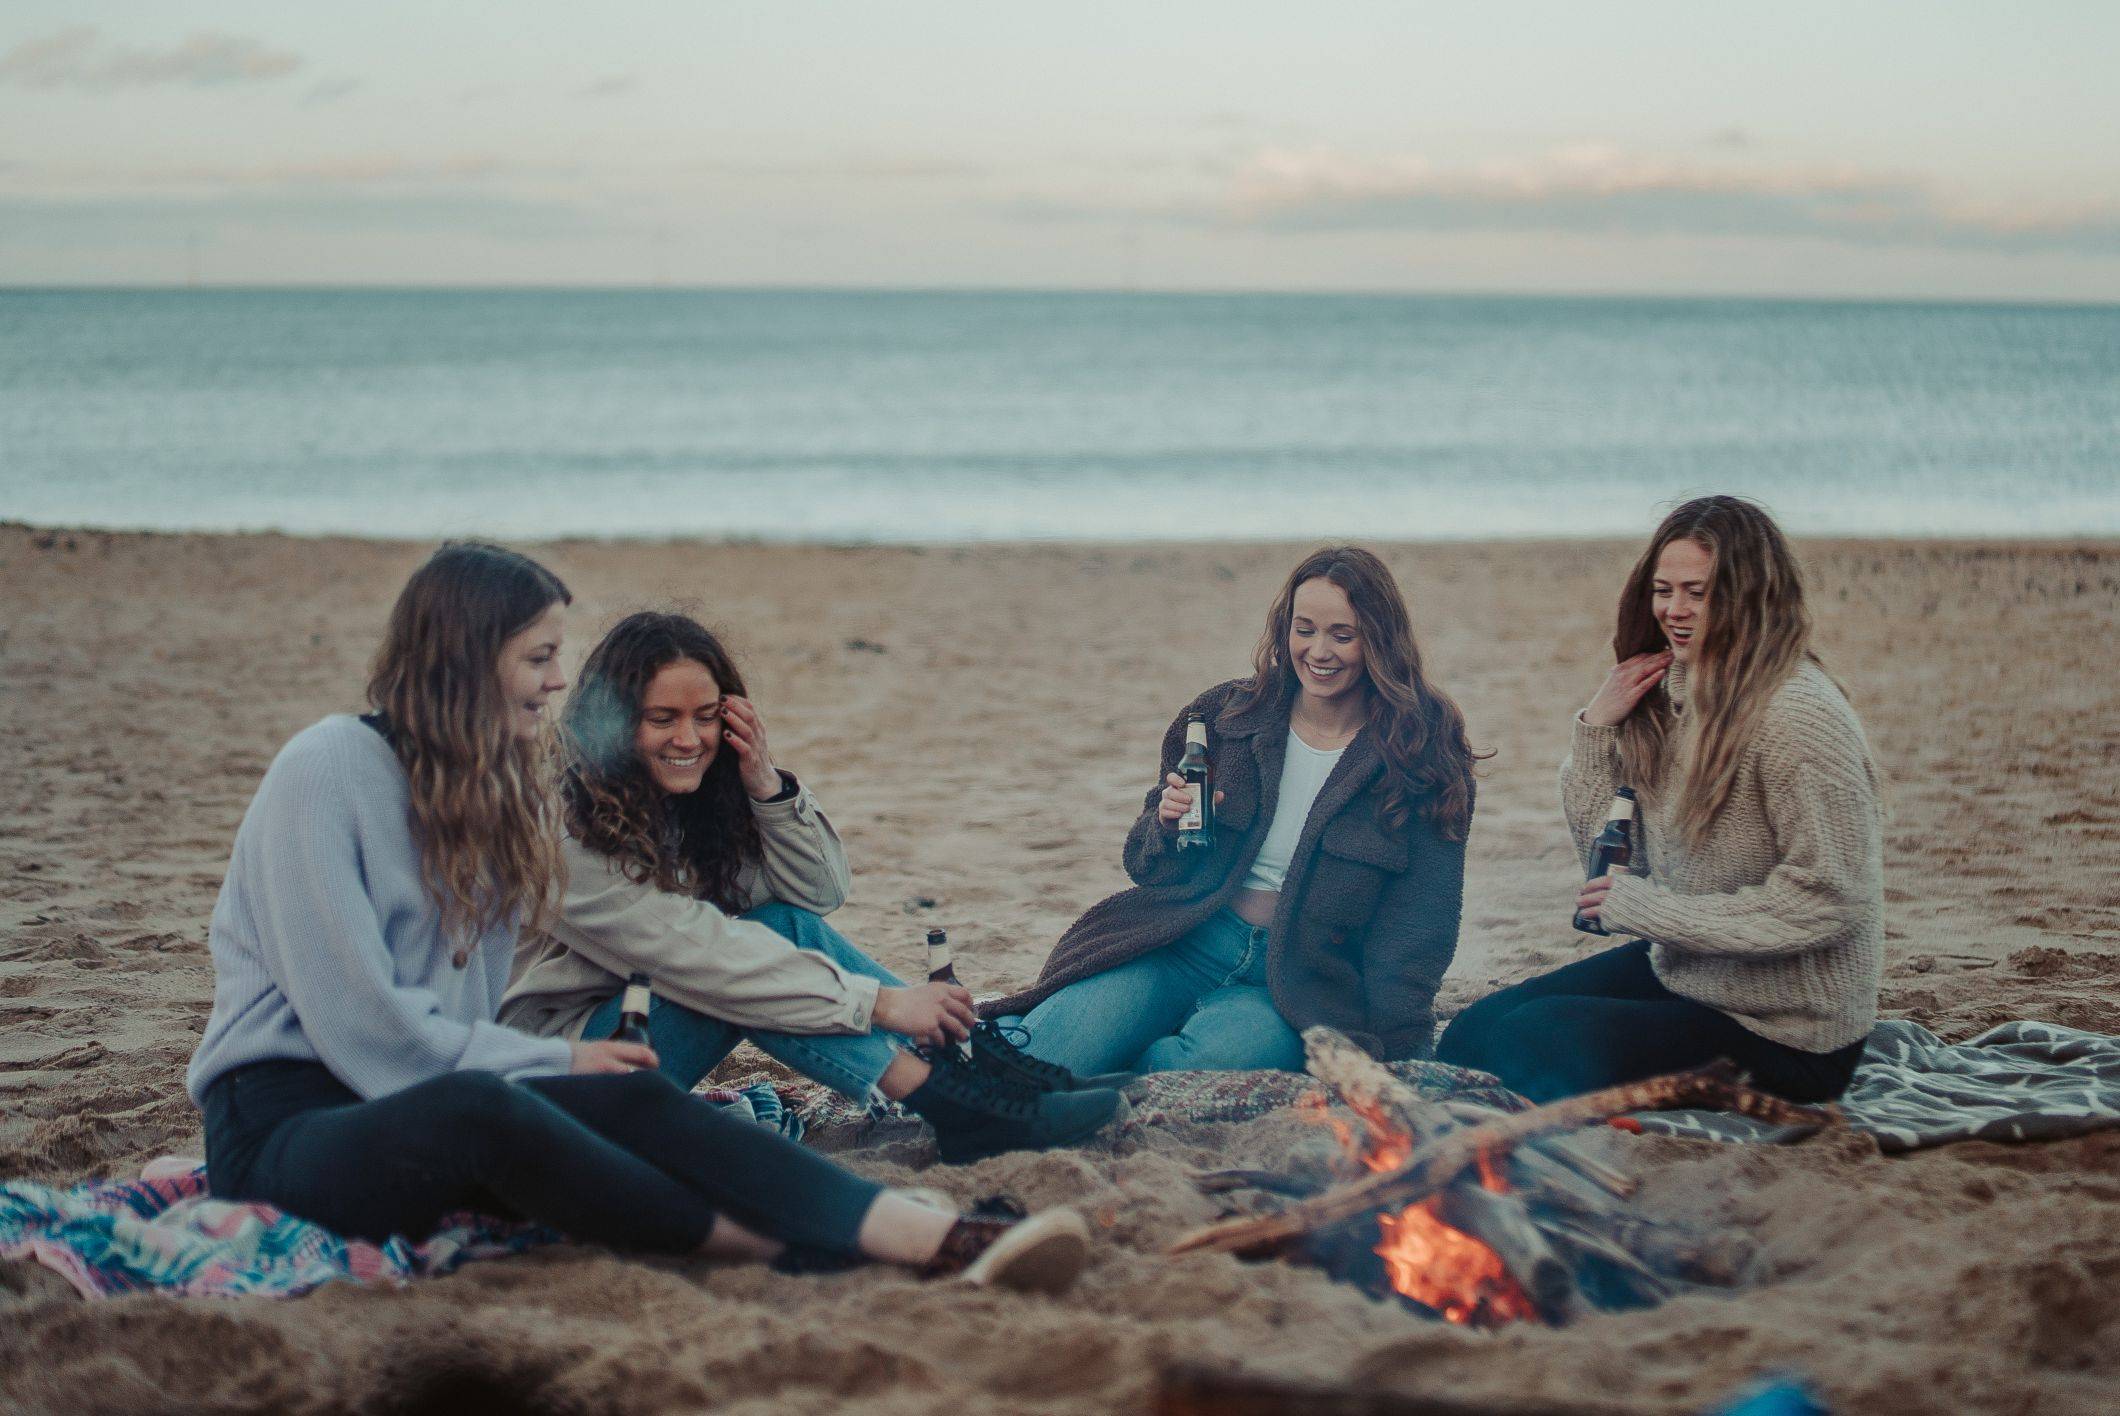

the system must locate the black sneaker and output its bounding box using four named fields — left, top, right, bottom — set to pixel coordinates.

left=903, top=1049, right=1126, bottom=1165
left=967, top=1020, right=1141, bottom=1095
